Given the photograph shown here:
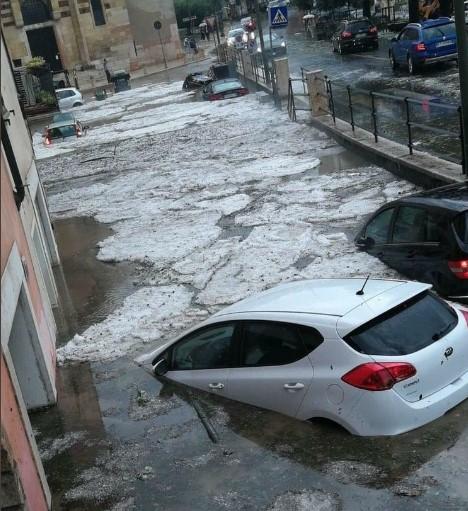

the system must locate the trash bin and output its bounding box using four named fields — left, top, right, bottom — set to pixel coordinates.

left=111, top=70, right=131, bottom=93
left=95, top=88, right=108, bottom=101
